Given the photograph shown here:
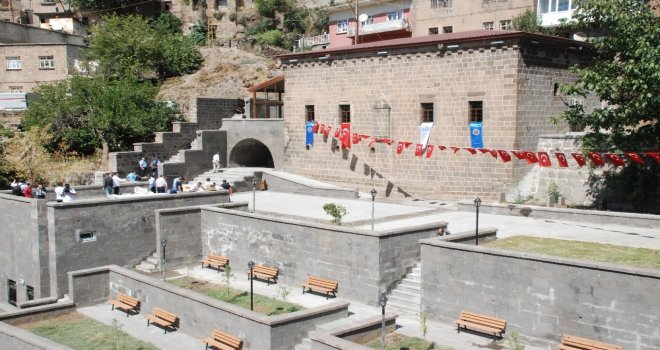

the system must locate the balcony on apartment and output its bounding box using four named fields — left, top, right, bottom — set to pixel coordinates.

left=538, top=0, right=575, bottom=26
left=348, top=18, right=410, bottom=37
left=293, top=33, right=330, bottom=52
